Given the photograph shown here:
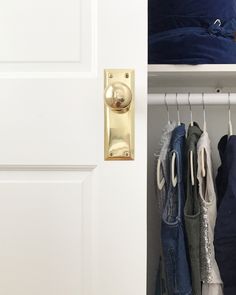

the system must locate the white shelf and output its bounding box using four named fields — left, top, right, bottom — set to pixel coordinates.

left=148, top=64, right=236, bottom=93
